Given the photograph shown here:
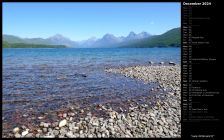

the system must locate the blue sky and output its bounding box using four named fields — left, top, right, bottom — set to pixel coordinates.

left=3, top=2, right=180, bottom=41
